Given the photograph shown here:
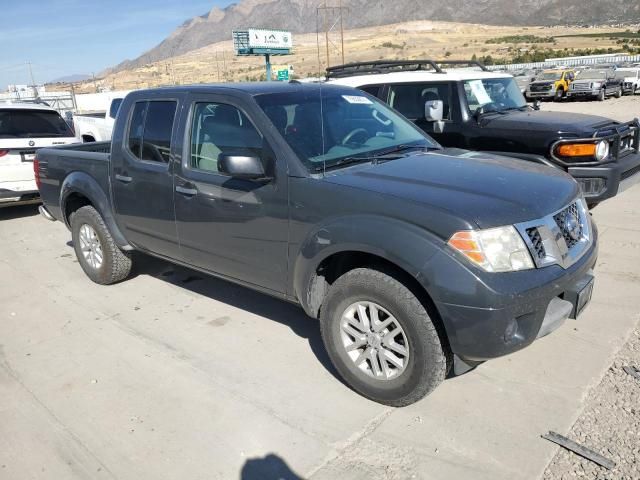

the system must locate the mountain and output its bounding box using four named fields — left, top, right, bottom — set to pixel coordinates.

left=109, top=0, right=640, bottom=73
left=47, top=73, right=92, bottom=84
